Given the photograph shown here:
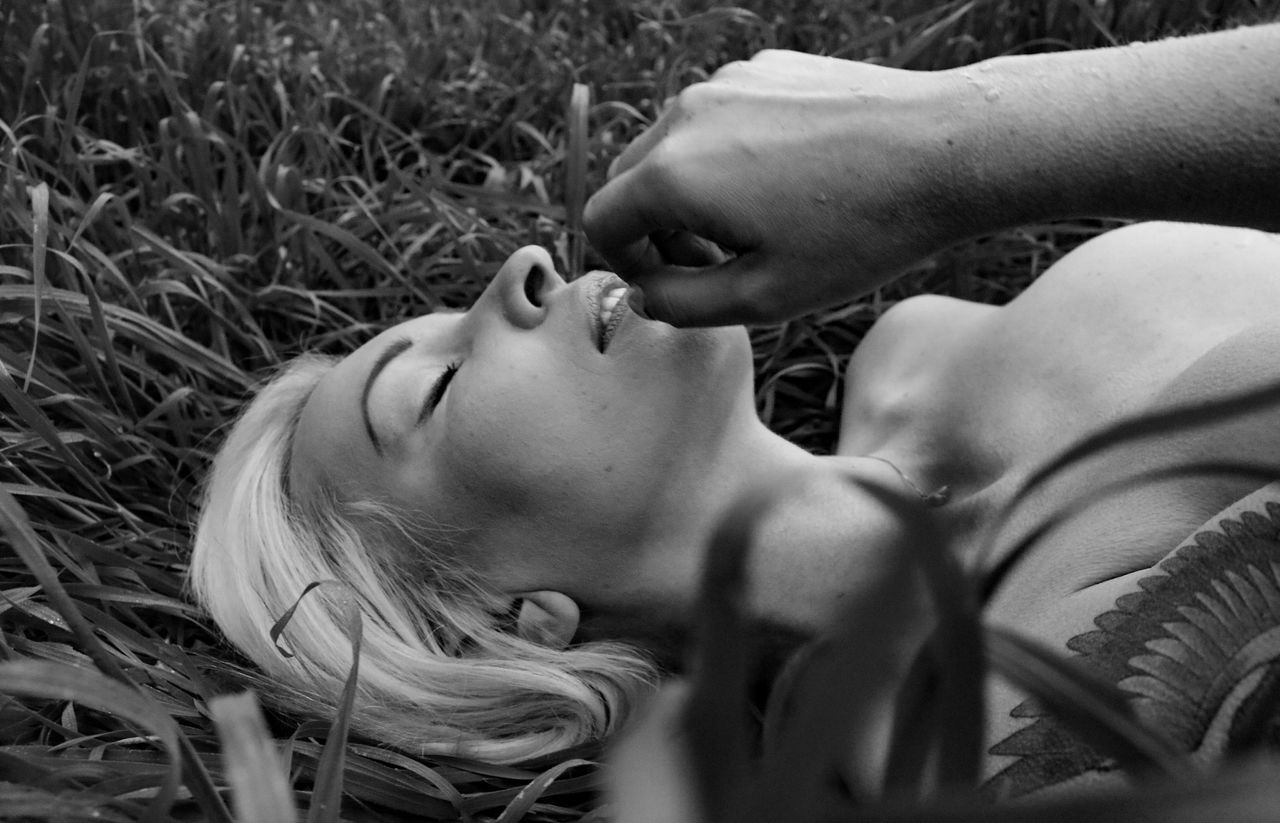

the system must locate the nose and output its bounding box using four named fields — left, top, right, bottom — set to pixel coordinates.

left=486, top=246, right=563, bottom=328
